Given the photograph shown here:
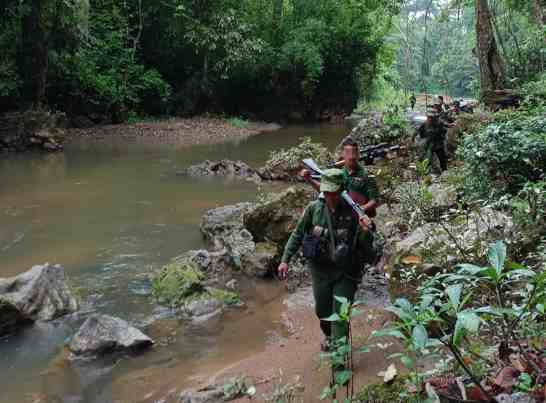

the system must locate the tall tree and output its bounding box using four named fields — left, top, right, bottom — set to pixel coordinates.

left=20, top=0, right=48, bottom=108
left=475, top=0, right=506, bottom=103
